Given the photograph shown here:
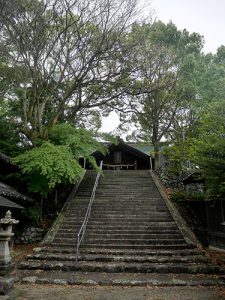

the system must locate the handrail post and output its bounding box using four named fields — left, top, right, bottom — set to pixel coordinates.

left=75, top=161, right=103, bottom=262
